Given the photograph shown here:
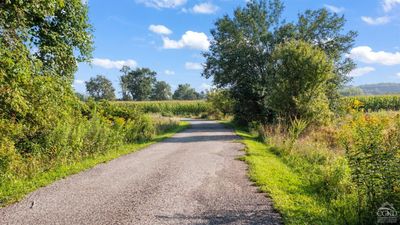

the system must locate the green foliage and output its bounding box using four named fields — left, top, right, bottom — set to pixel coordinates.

left=203, top=0, right=356, bottom=124
left=269, top=40, right=334, bottom=123
left=236, top=109, right=400, bottom=224
left=340, top=114, right=400, bottom=224
left=286, top=118, right=308, bottom=150
left=172, top=83, right=201, bottom=100
left=151, top=81, right=172, bottom=100
left=0, top=0, right=93, bottom=79
left=206, top=89, right=234, bottom=119
left=120, top=66, right=157, bottom=101
left=0, top=120, right=188, bottom=207
left=85, top=75, right=116, bottom=100
left=234, top=127, right=351, bottom=225
left=0, top=100, right=185, bottom=206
